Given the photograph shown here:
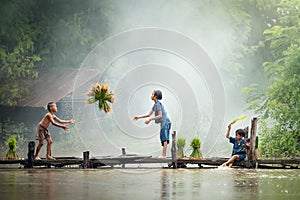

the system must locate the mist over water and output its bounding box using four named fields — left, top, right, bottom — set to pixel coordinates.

left=63, top=1, right=259, bottom=157
left=71, top=27, right=228, bottom=157
left=0, top=1, right=261, bottom=158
